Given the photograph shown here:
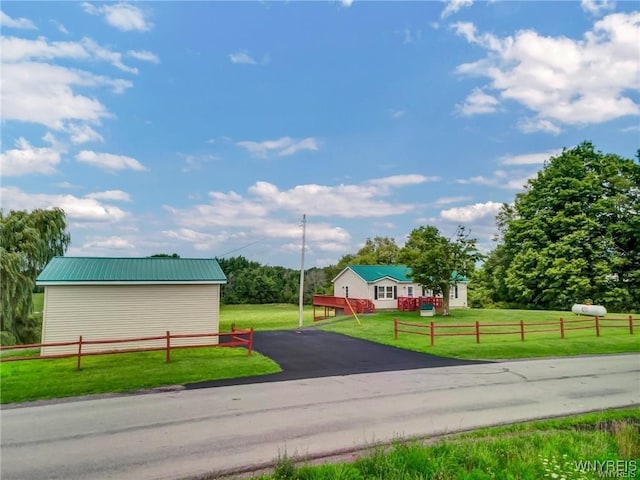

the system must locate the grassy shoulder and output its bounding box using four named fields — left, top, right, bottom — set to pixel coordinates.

left=321, top=309, right=640, bottom=359
left=259, top=408, right=640, bottom=480
left=0, top=347, right=280, bottom=404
